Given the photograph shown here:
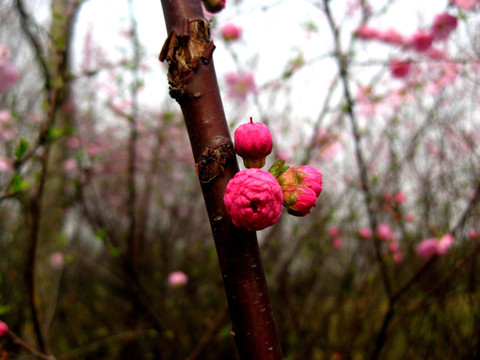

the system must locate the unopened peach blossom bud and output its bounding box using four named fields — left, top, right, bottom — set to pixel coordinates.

left=277, top=165, right=323, bottom=217
left=0, top=321, right=8, bottom=337
left=234, top=117, right=273, bottom=168
left=168, top=271, right=188, bottom=287
left=224, top=168, right=283, bottom=231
